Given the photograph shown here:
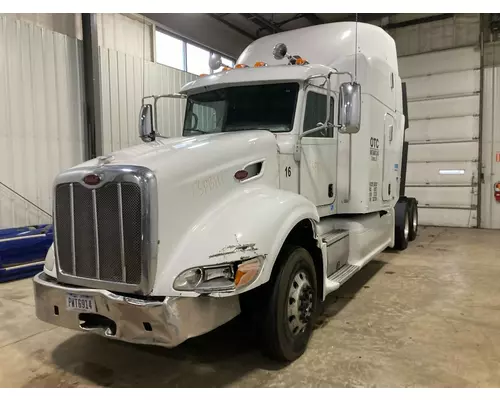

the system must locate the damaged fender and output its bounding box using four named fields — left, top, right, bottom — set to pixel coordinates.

left=152, top=184, right=319, bottom=297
